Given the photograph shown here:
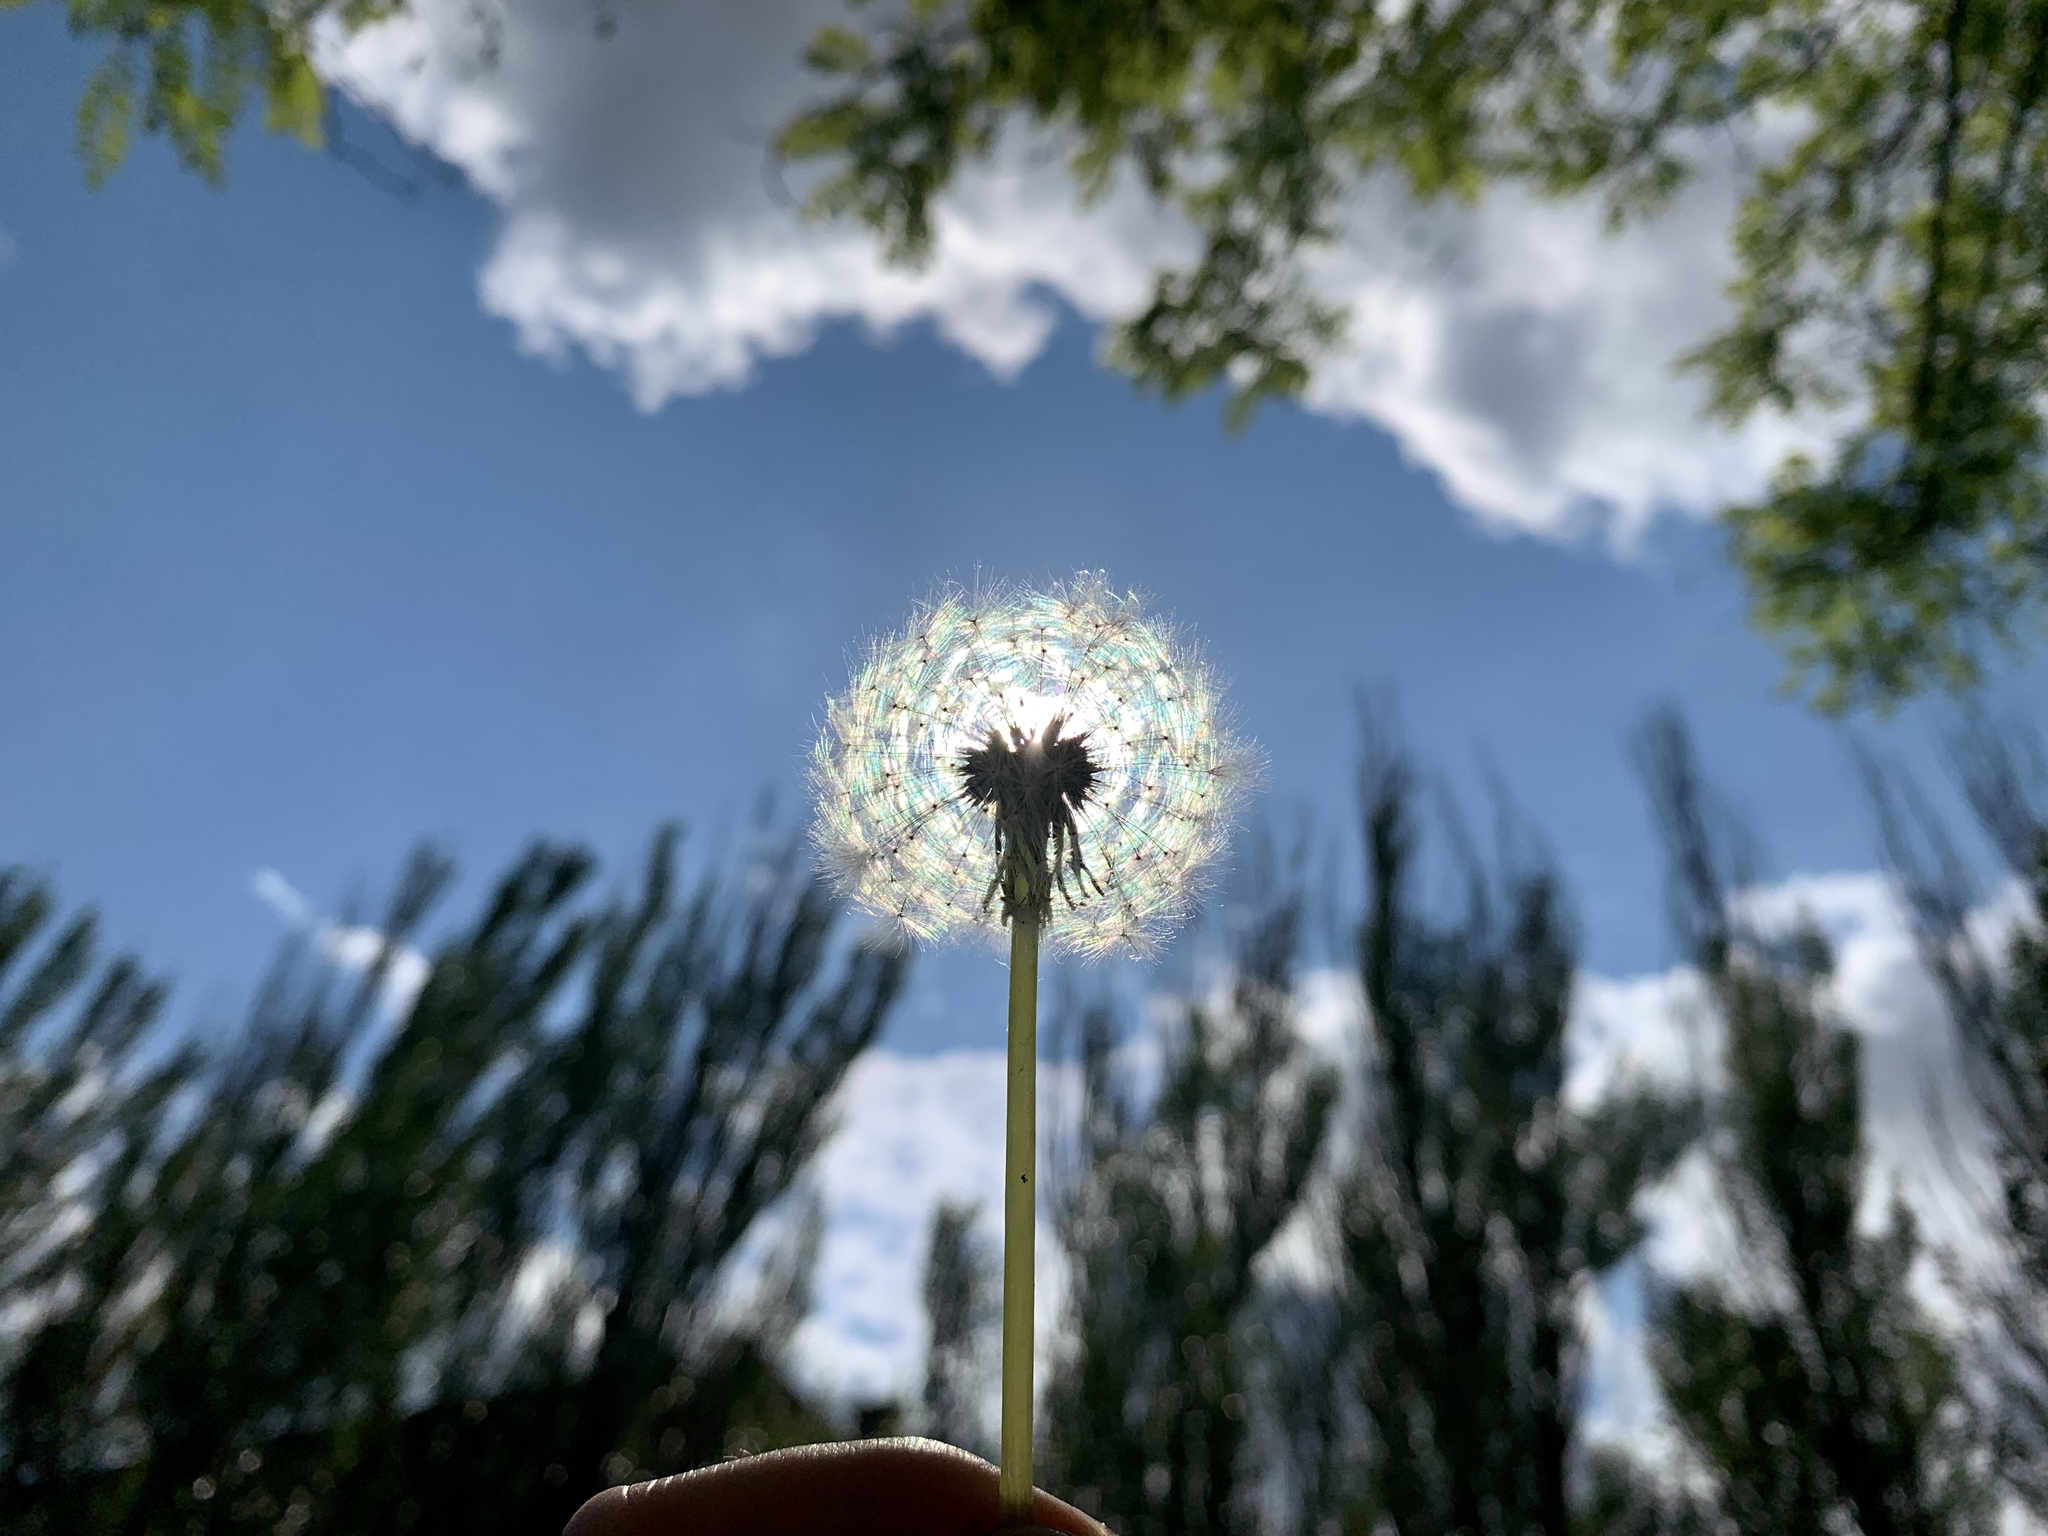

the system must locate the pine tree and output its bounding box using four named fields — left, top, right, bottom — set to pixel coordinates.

left=1634, top=711, right=1992, bottom=1536
left=1045, top=878, right=1337, bottom=1536
left=0, top=827, right=903, bottom=1535
left=1869, top=719, right=2048, bottom=1515
left=1323, top=727, right=1695, bottom=1536
left=919, top=1197, right=996, bottom=1456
